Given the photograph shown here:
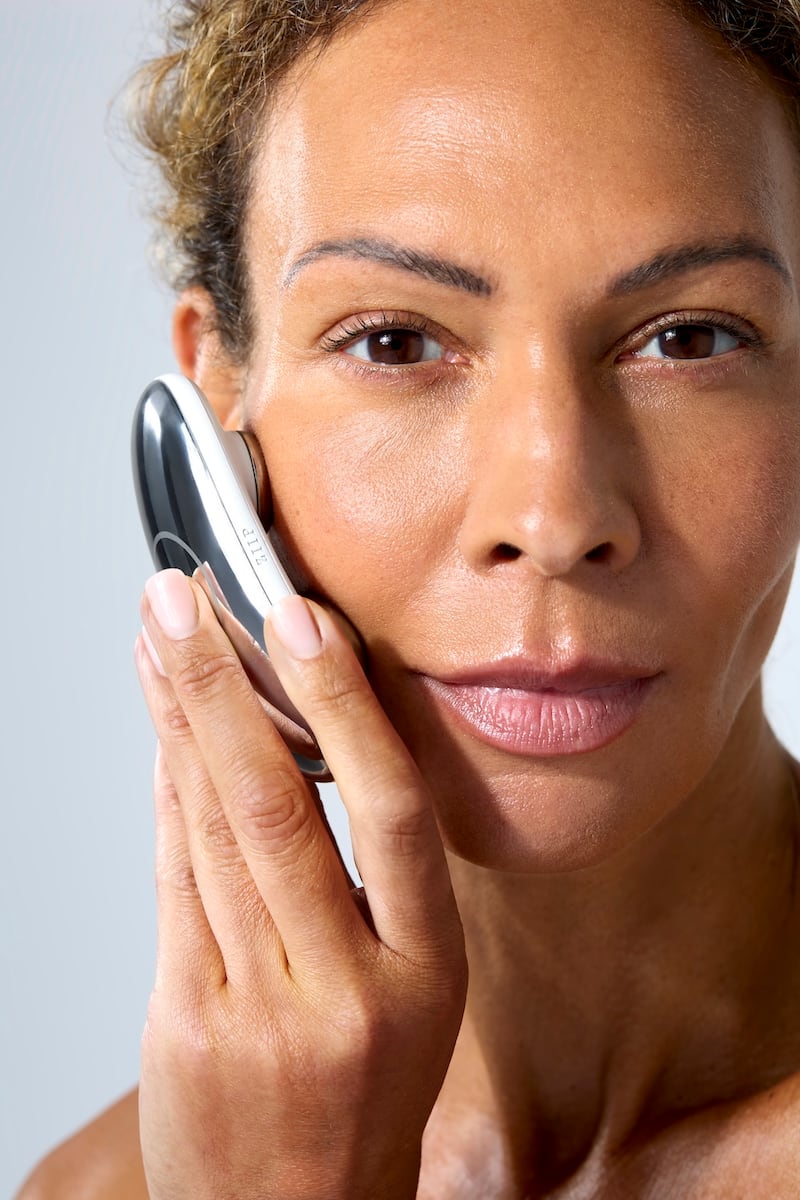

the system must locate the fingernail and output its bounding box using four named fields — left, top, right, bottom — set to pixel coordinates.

left=145, top=569, right=198, bottom=640
left=268, top=595, right=323, bottom=660
left=140, top=625, right=166, bottom=676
